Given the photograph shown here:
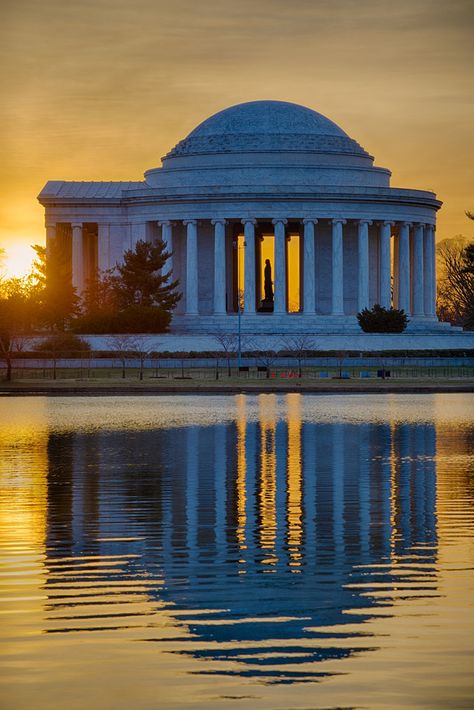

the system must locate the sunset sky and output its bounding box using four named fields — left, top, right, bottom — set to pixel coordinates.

left=2, top=0, right=473, bottom=276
